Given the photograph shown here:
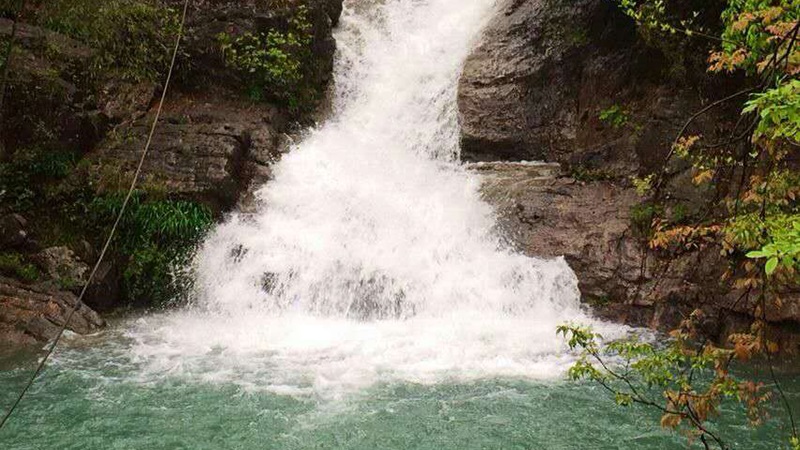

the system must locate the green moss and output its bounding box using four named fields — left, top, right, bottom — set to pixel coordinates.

left=570, top=165, right=618, bottom=182
left=568, top=28, right=589, bottom=46
left=57, top=276, right=82, bottom=290
left=3, top=0, right=182, bottom=83
left=668, top=203, right=688, bottom=224
left=0, top=252, right=40, bottom=283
